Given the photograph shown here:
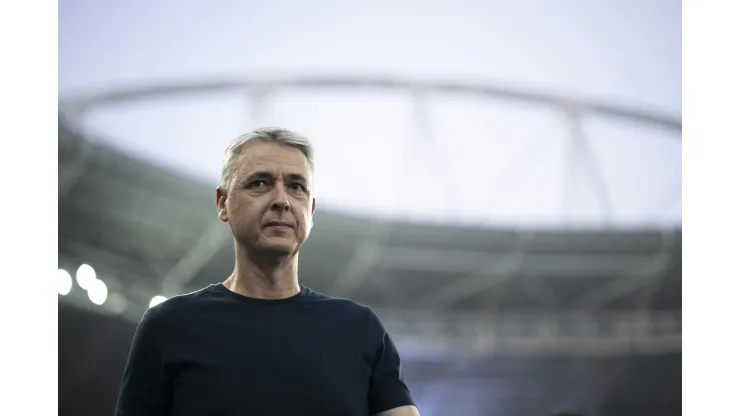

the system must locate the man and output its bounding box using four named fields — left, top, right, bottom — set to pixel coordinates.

left=114, top=127, right=419, bottom=416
